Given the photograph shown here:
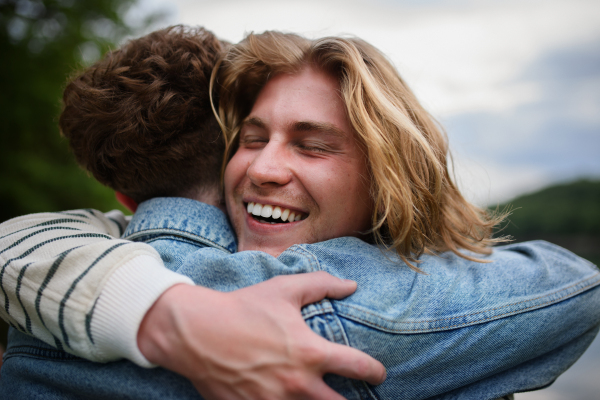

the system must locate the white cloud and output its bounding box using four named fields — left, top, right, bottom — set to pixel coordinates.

left=450, top=155, right=551, bottom=206
left=560, top=76, right=600, bottom=125
left=166, top=0, right=600, bottom=118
